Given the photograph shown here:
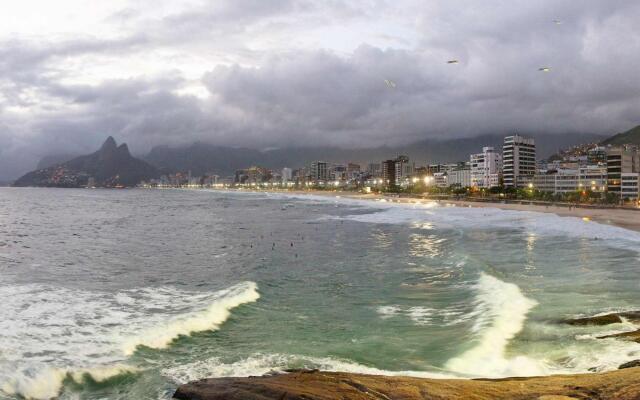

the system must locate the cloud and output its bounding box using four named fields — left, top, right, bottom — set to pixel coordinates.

left=1, top=0, right=640, bottom=179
